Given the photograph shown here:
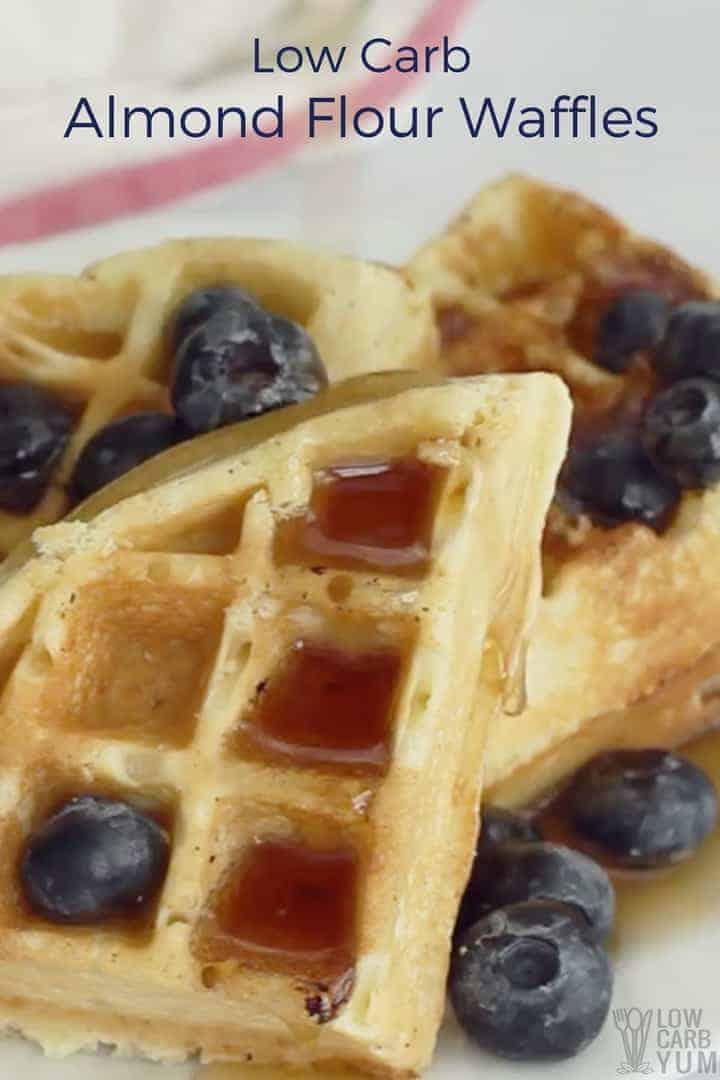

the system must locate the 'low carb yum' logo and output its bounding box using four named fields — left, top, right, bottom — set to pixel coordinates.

left=614, top=1007, right=719, bottom=1075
